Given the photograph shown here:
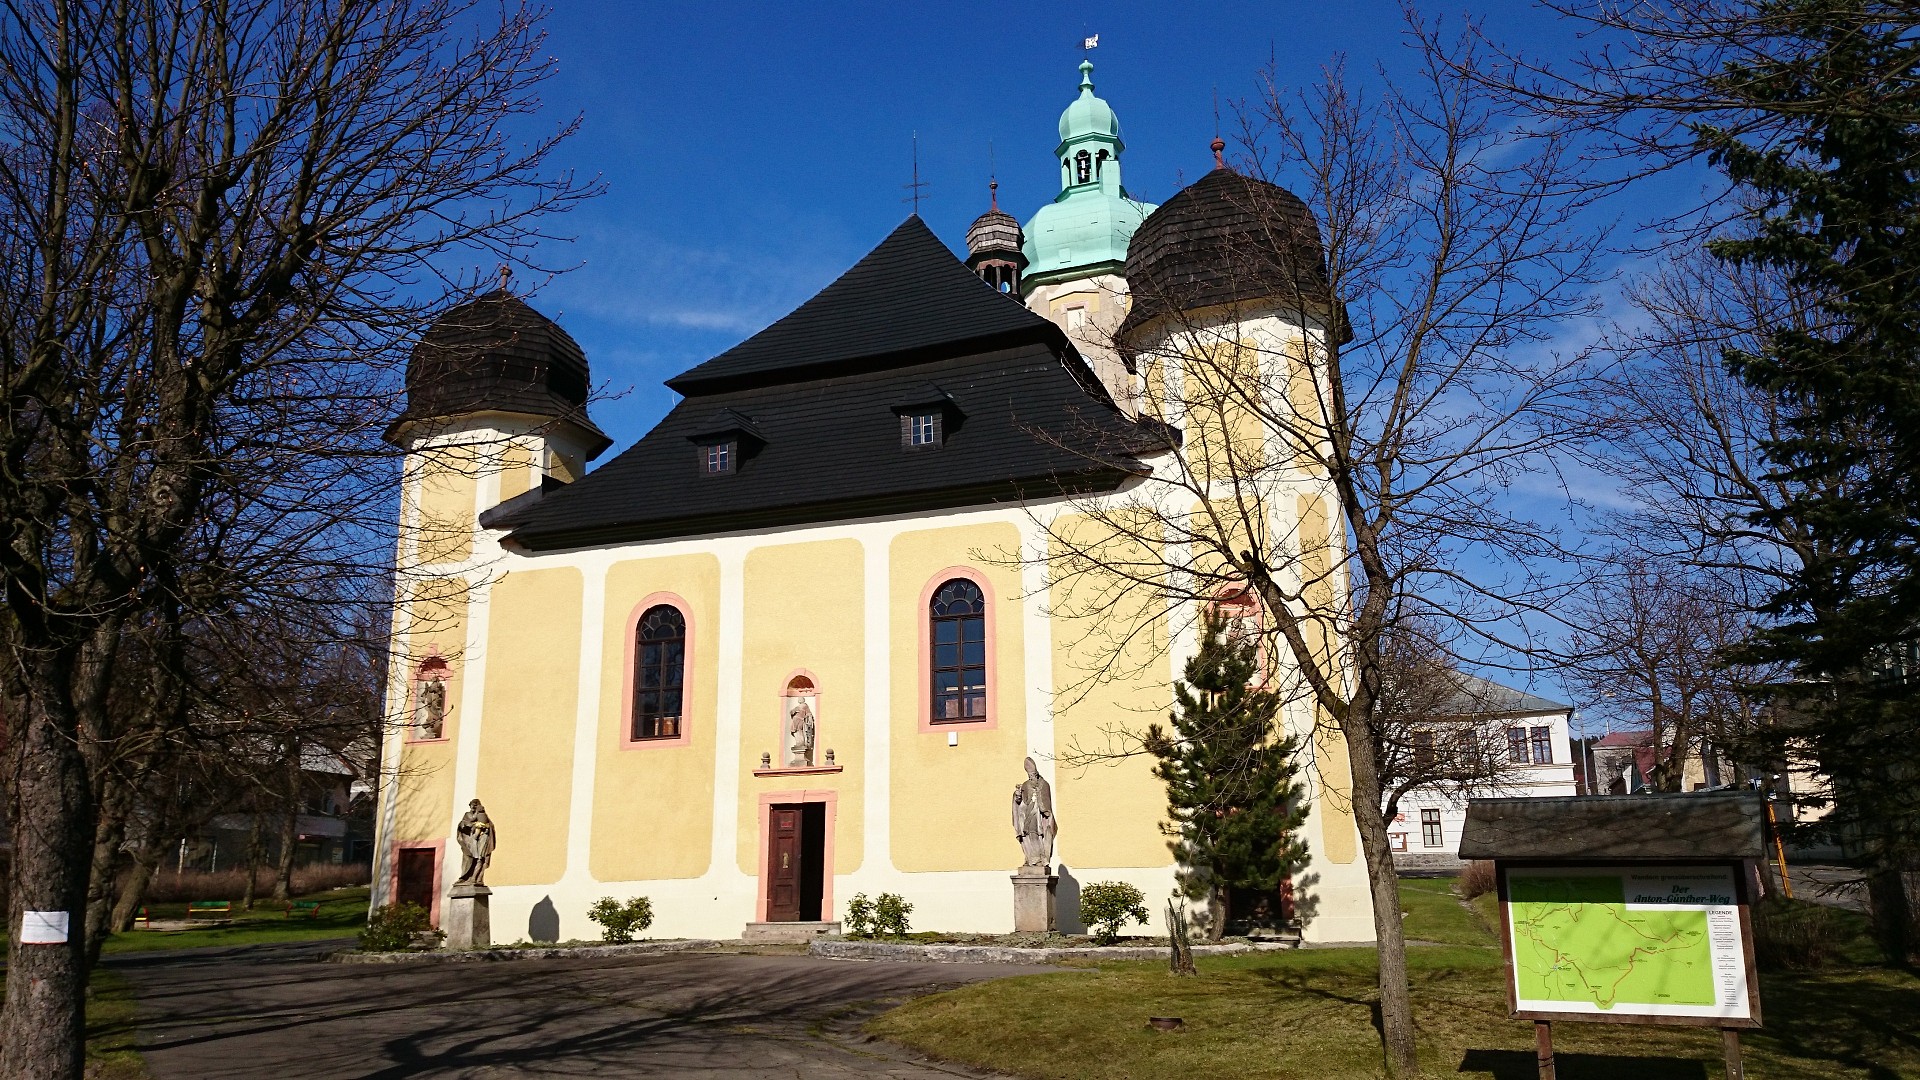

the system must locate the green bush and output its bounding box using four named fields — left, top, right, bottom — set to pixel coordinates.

left=586, top=896, right=655, bottom=944
left=874, top=892, right=913, bottom=936
left=1080, top=881, right=1150, bottom=945
left=843, top=891, right=912, bottom=937
left=360, top=903, right=440, bottom=952
left=844, top=893, right=876, bottom=936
